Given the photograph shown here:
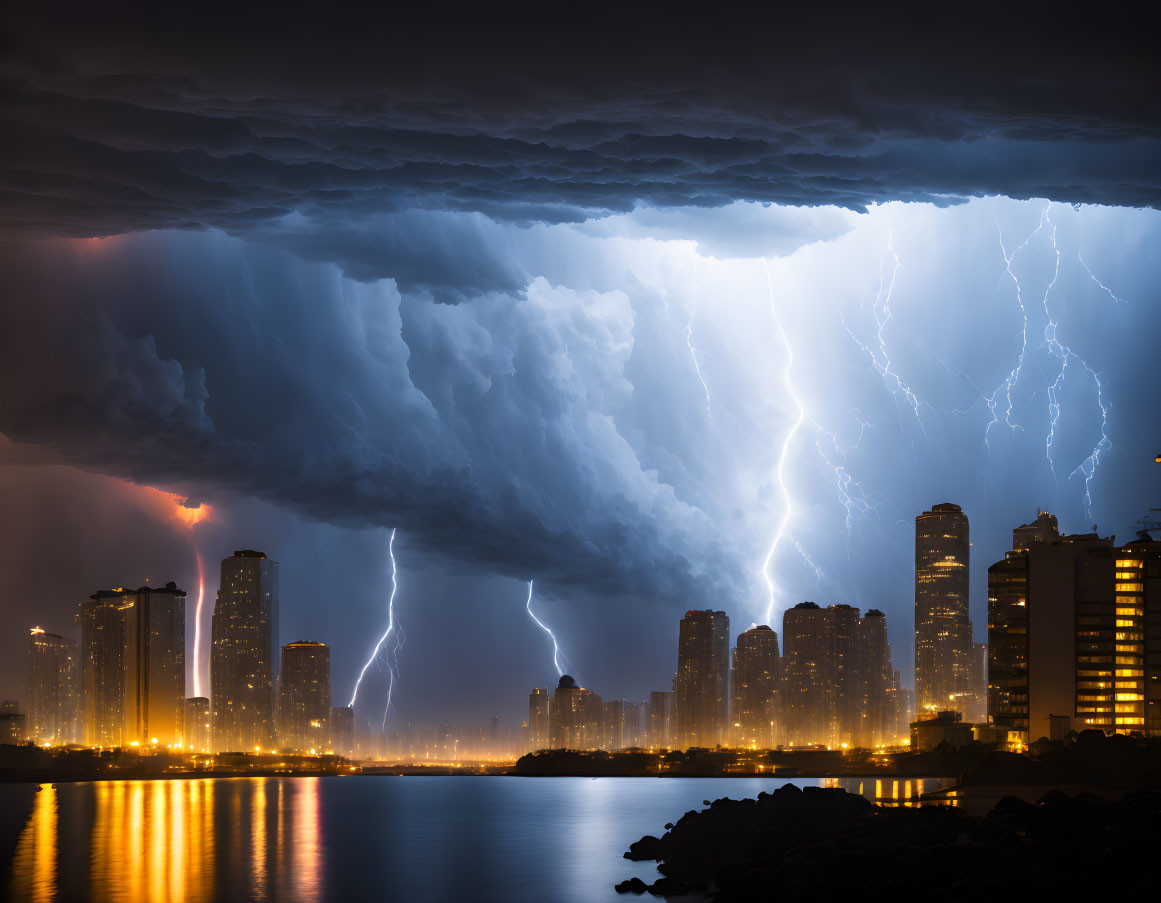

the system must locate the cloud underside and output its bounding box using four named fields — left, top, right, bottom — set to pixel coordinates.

left=1, top=5, right=1158, bottom=255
